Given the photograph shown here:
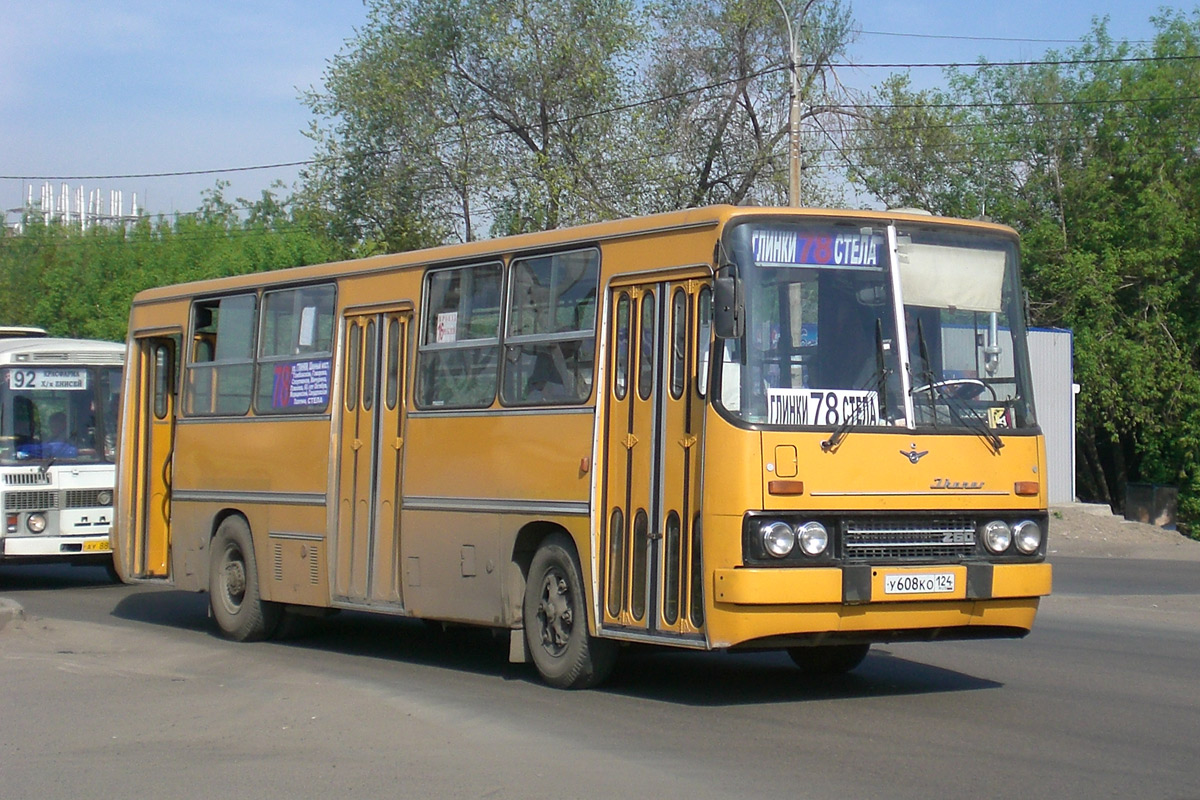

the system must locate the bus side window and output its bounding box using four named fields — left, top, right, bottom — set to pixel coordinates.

left=416, top=262, right=502, bottom=409
left=255, top=284, right=336, bottom=415
left=501, top=249, right=599, bottom=406
left=186, top=295, right=256, bottom=416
